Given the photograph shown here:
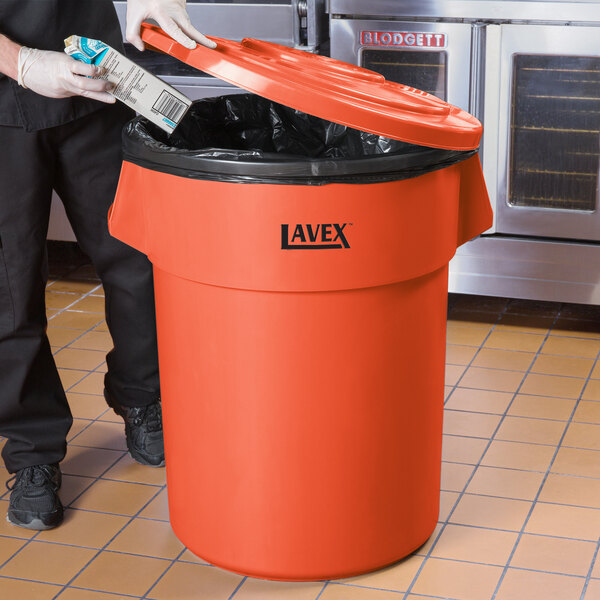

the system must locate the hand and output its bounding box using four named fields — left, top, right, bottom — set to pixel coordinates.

left=126, top=0, right=217, bottom=51
left=18, top=48, right=115, bottom=103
